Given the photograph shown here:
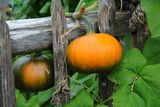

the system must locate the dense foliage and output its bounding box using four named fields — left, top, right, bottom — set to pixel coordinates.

left=12, top=0, right=160, bottom=107
left=9, top=0, right=98, bottom=19
left=10, top=0, right=51, bottom=19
